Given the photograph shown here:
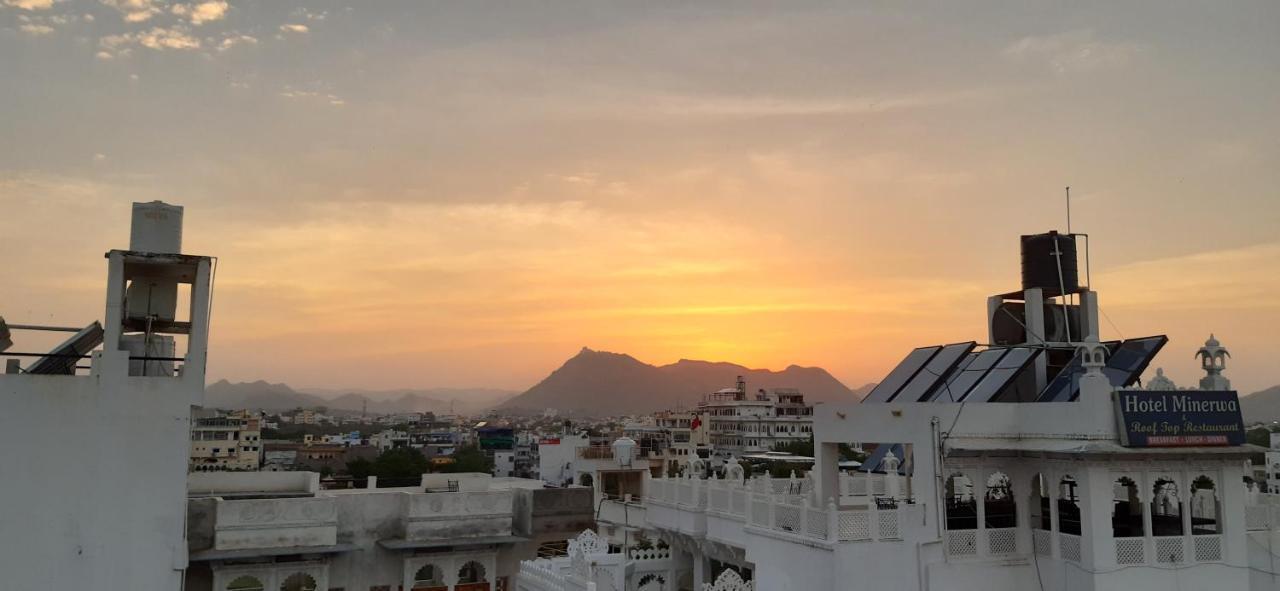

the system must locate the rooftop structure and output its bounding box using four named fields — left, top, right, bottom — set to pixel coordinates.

left=0, top=201, right=214, bottom=590
left=187, top=471, right=595, bottom=591
left=520, top=231, right=1276, bottom=591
